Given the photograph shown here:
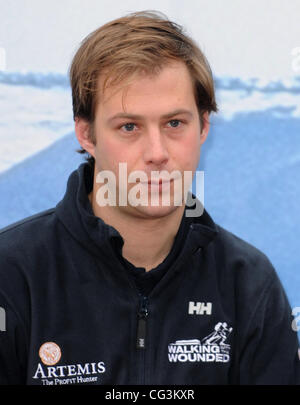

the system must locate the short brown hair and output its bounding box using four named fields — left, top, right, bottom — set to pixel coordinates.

left=69, top=10, right=218, bottom=166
